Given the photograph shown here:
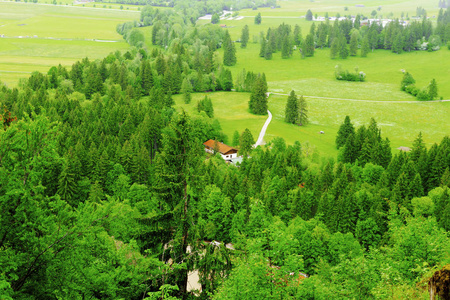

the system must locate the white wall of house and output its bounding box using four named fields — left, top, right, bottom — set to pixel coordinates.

left=221, top=152, right=237, bottom=160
